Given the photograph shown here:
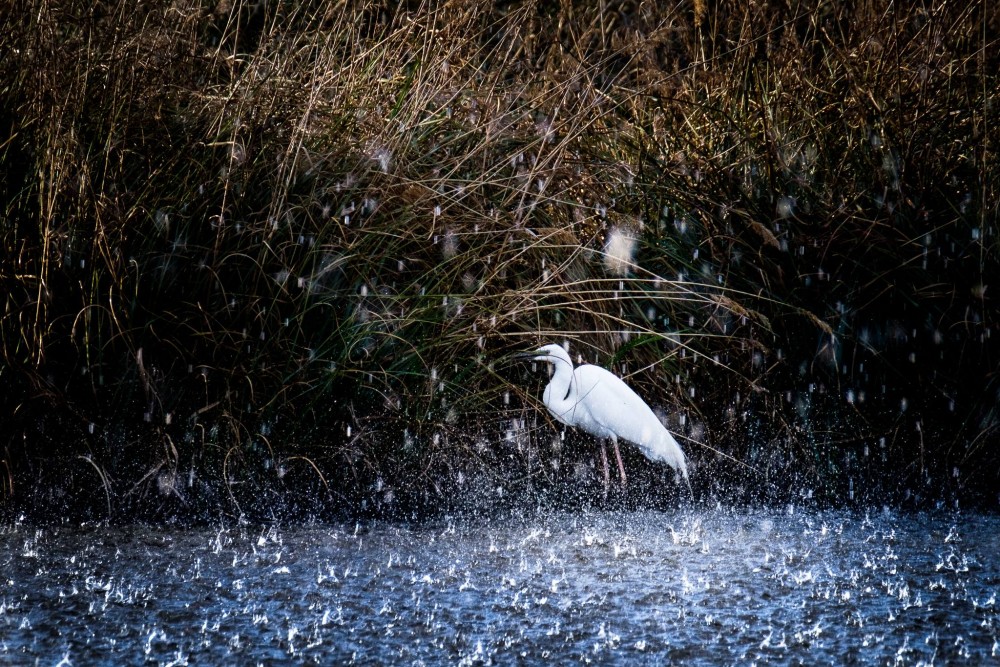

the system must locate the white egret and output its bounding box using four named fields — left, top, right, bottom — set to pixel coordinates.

left=524, top=343, right=689, bottom=494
